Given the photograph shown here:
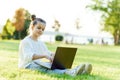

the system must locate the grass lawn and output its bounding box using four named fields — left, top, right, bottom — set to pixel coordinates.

left=0, top=40, right=120, bottom=80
